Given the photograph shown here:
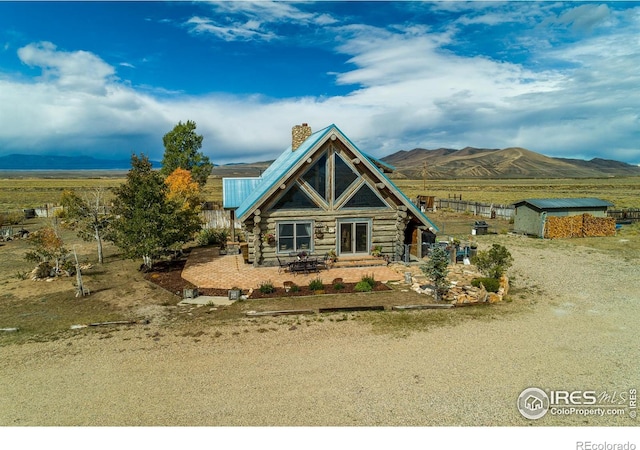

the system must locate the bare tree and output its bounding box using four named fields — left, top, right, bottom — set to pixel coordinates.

left=61, top=187, right=111, bottom=264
